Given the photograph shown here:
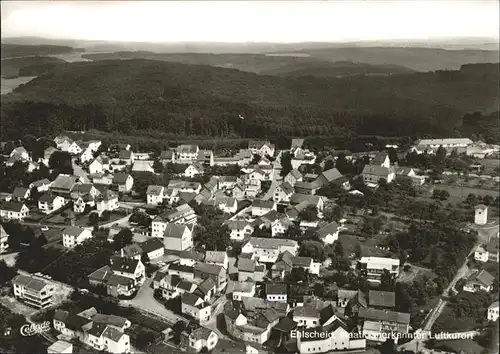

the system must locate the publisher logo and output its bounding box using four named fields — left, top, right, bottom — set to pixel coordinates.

left=20, top=321, right=51, bottom=336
